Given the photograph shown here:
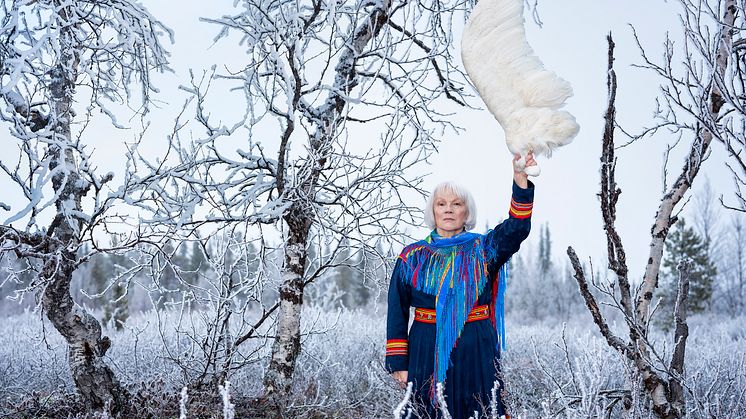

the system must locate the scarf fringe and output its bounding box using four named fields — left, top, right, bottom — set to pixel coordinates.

left=492, top=260, right=509, bottom=351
